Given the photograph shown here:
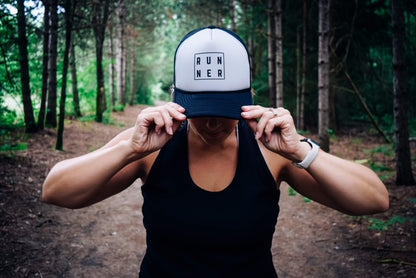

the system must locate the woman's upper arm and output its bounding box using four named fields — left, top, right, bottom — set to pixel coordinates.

left=279, top=163, right=349, bottom=213
left=85, top=129, right=158, bottom=205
